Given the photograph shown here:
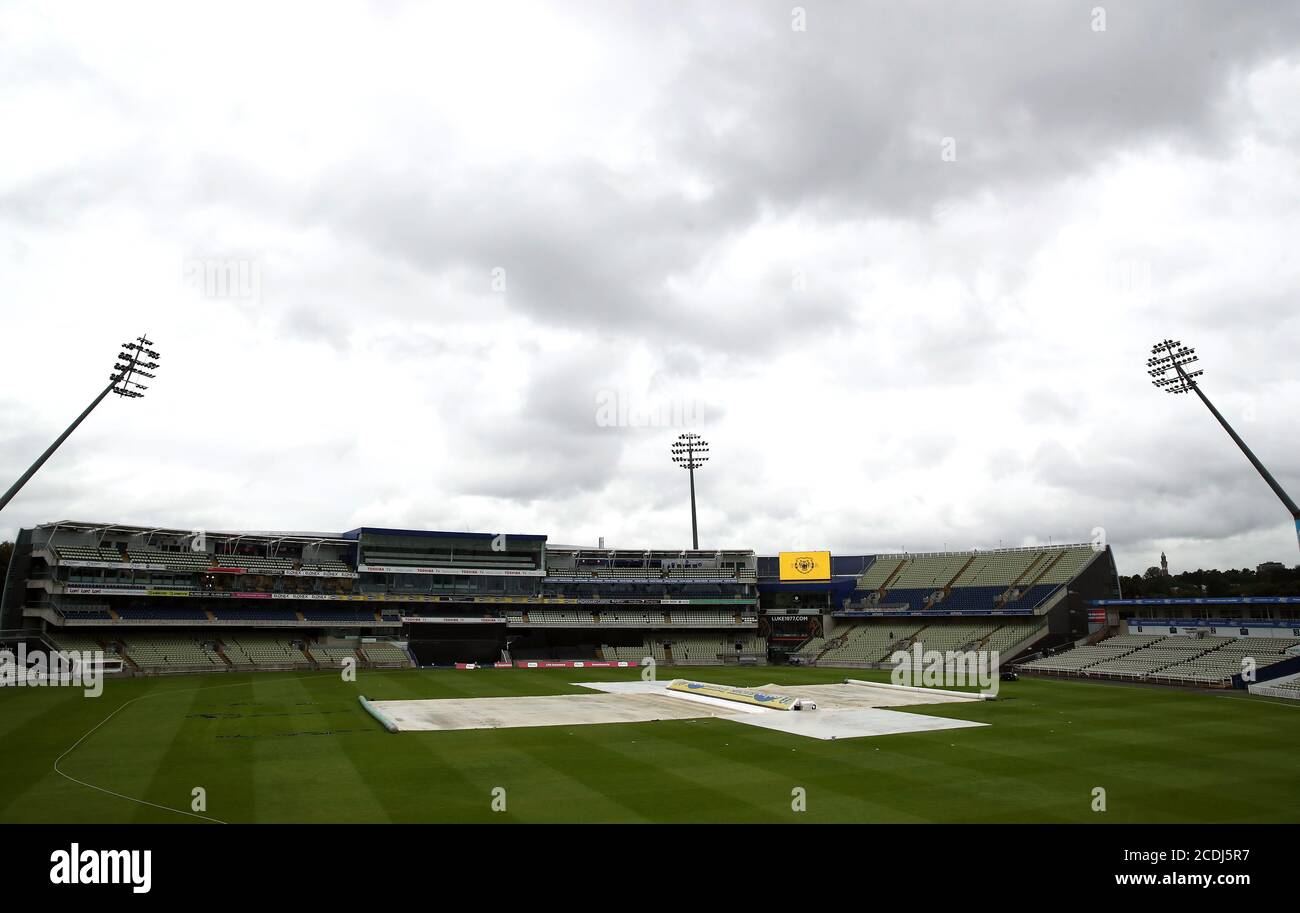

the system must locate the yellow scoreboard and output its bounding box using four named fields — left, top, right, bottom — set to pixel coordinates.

left=778, top=551, right=831, bottom=582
